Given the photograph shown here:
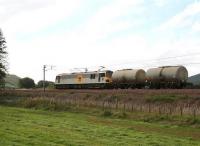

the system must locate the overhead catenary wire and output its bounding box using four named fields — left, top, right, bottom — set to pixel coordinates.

left=106, top=52, right=200, bottom=69
left=53, top=52, right=200, bottom=72
left=45, top=52, right=200, bottom=82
